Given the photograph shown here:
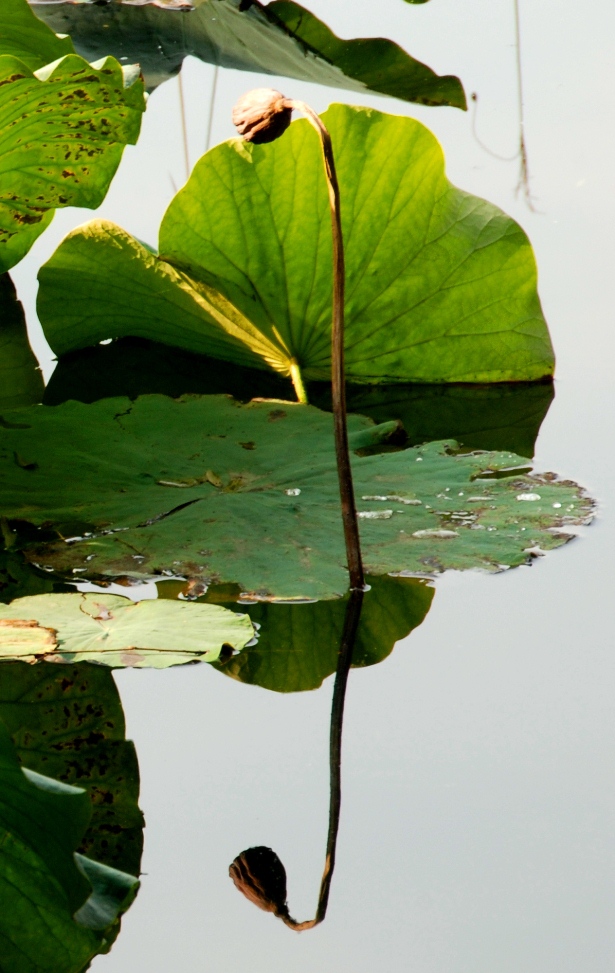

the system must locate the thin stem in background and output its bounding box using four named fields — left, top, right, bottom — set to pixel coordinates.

left=284, top=99, right=365, bottom=592
left=205, top=65, right=219, bottom=152
left=178, top=69, right=190, bottom=182
left=513, top=0, right=534, bottom=209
